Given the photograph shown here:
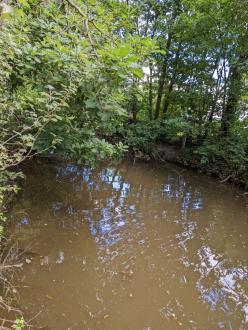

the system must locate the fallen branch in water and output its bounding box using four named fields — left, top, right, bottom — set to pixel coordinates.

left=0, top=263, right=23, bottom=270
left=220, top=174, right=234, bottom=183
